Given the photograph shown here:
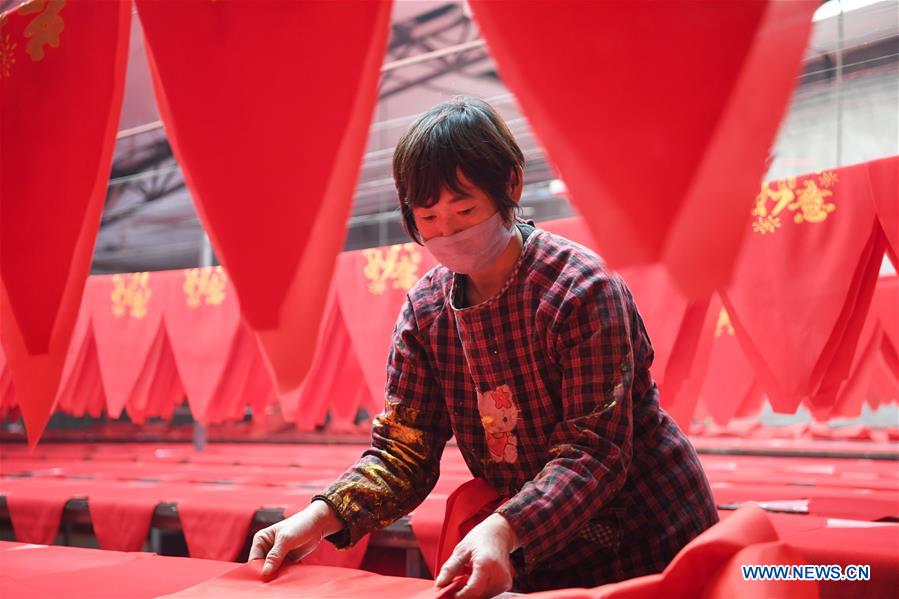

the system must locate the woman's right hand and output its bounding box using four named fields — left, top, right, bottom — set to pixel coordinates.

left=249, top=499, right=343, bottom=577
